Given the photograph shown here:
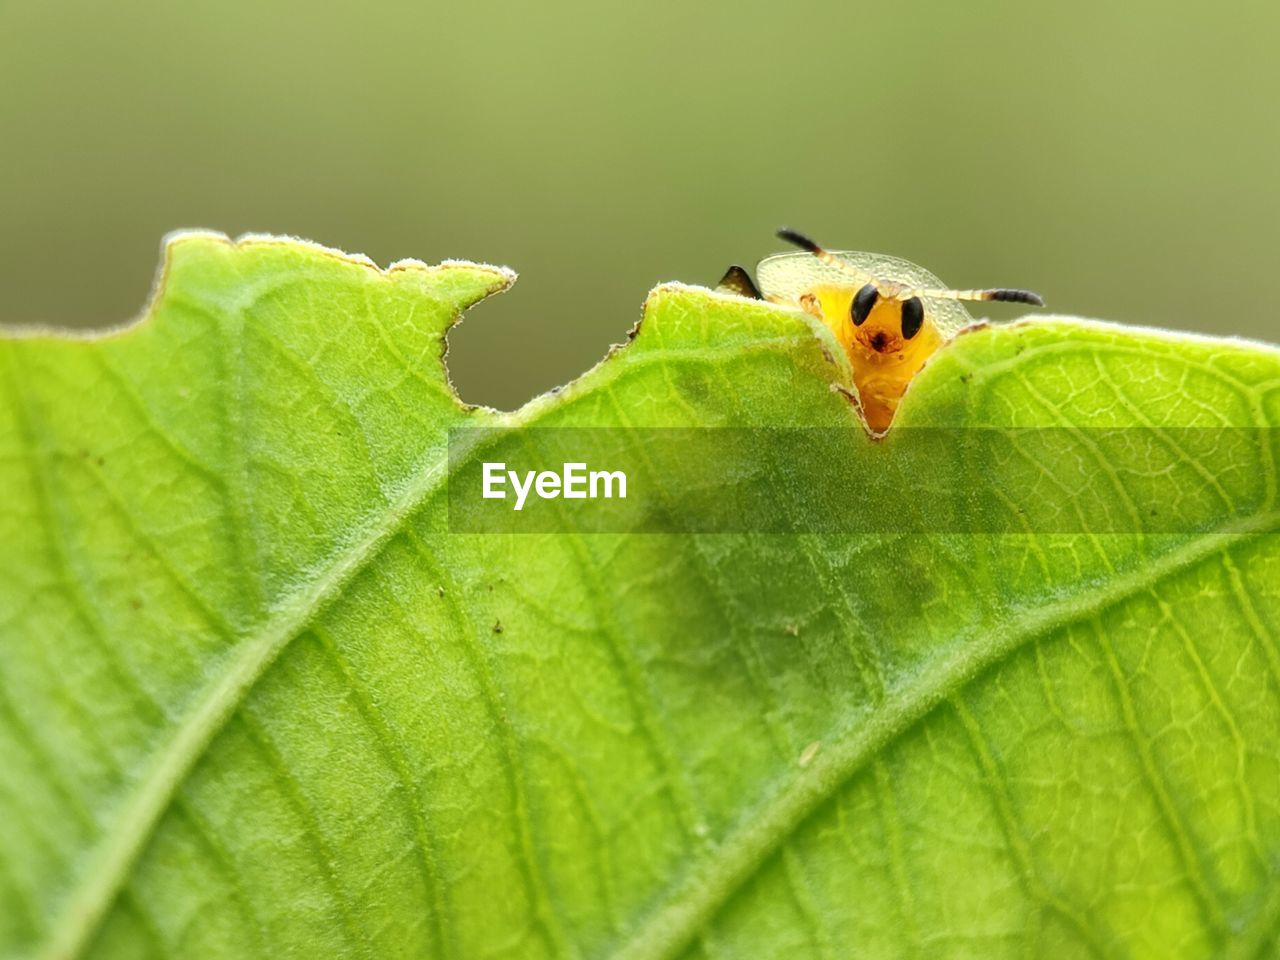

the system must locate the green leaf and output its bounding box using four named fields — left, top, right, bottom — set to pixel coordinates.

left=3, top=233, right=1279, bottom=959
